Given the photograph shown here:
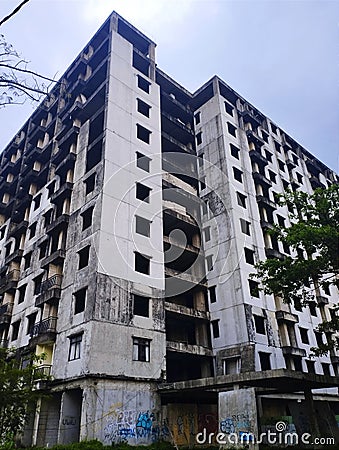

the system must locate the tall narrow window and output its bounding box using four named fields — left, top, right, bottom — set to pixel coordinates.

left=68, top=333, right=83, bottom=360
left=135, top=216, right=151, bottom=237
left=136, top=152, right=151, bottom=172
left=135, top=252, right=150, bottom=275
left=259, top=352, right=271, bottom=370
left=136, top=183, right=151, bottom=203
left=227, top=122, right=237, bottom=137
left=254, top=315, right=266, bottom=334
left=196, top=132, right=202, bottom=145
left=209, top=286, right=216, bottom=303
left=233, top=167, right=243, bottom=183
left=230, top=144, right=240, bottom=159
left=211, top=320, right=220, bottom=338
left=133, top=337, right=150, bottom=361
left=136, top=124, right=151, bottom=144
left=11, top=320, right=21, bottom=341
left=81, top=206, right=94, bottom=231
left=84, top=173, right=96, bottom=195
left=133, top=294, right=150, bottom=317
left=78, top=246, right=90, bottom=269
left=240, top=219, right=251, bottom=235
left=74, top=288, right=87, bottom=314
